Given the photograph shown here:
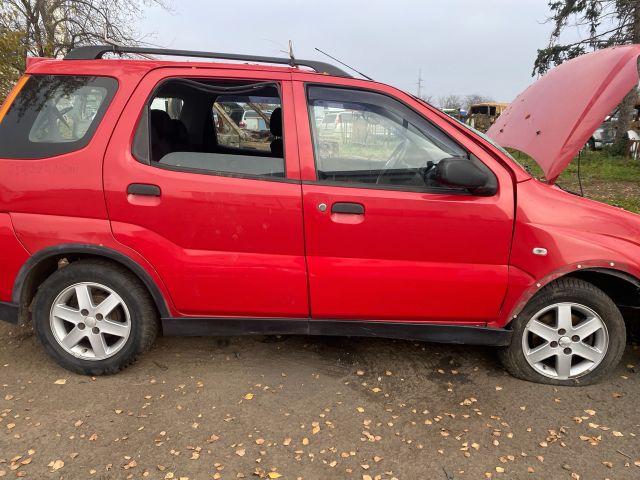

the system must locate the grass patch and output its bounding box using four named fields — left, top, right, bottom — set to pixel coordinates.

left=510, top=149, right=640, bottom=213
